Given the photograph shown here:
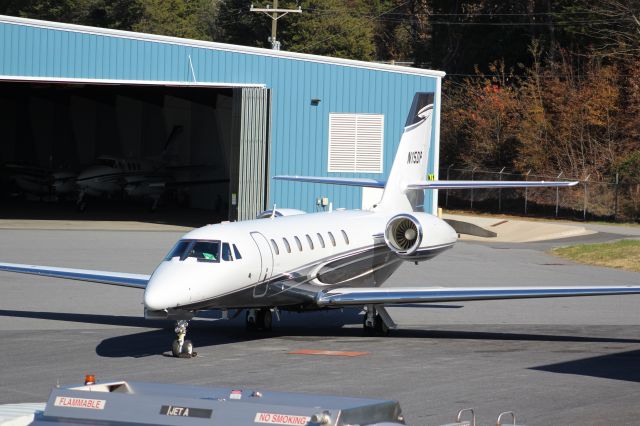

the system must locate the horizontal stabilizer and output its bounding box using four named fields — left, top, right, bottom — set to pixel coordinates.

left=406, top=180, right=579, bottom=190
left=444, top=218, right=497, bottom=238
left=273, top=175, right=385, bottom=188
left=317, top=285, right=640, bottom=306
left=0, top=262, right=149, bottom=289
